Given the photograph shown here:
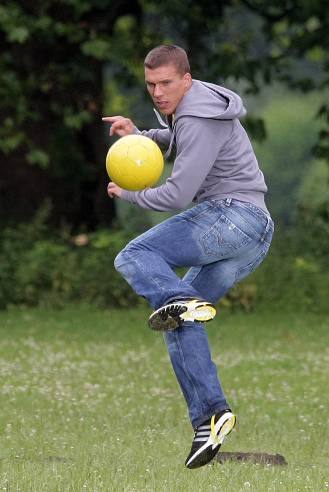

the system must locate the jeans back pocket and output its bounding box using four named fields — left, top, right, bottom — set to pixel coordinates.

left=200, top=215, right=252, bottom=259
